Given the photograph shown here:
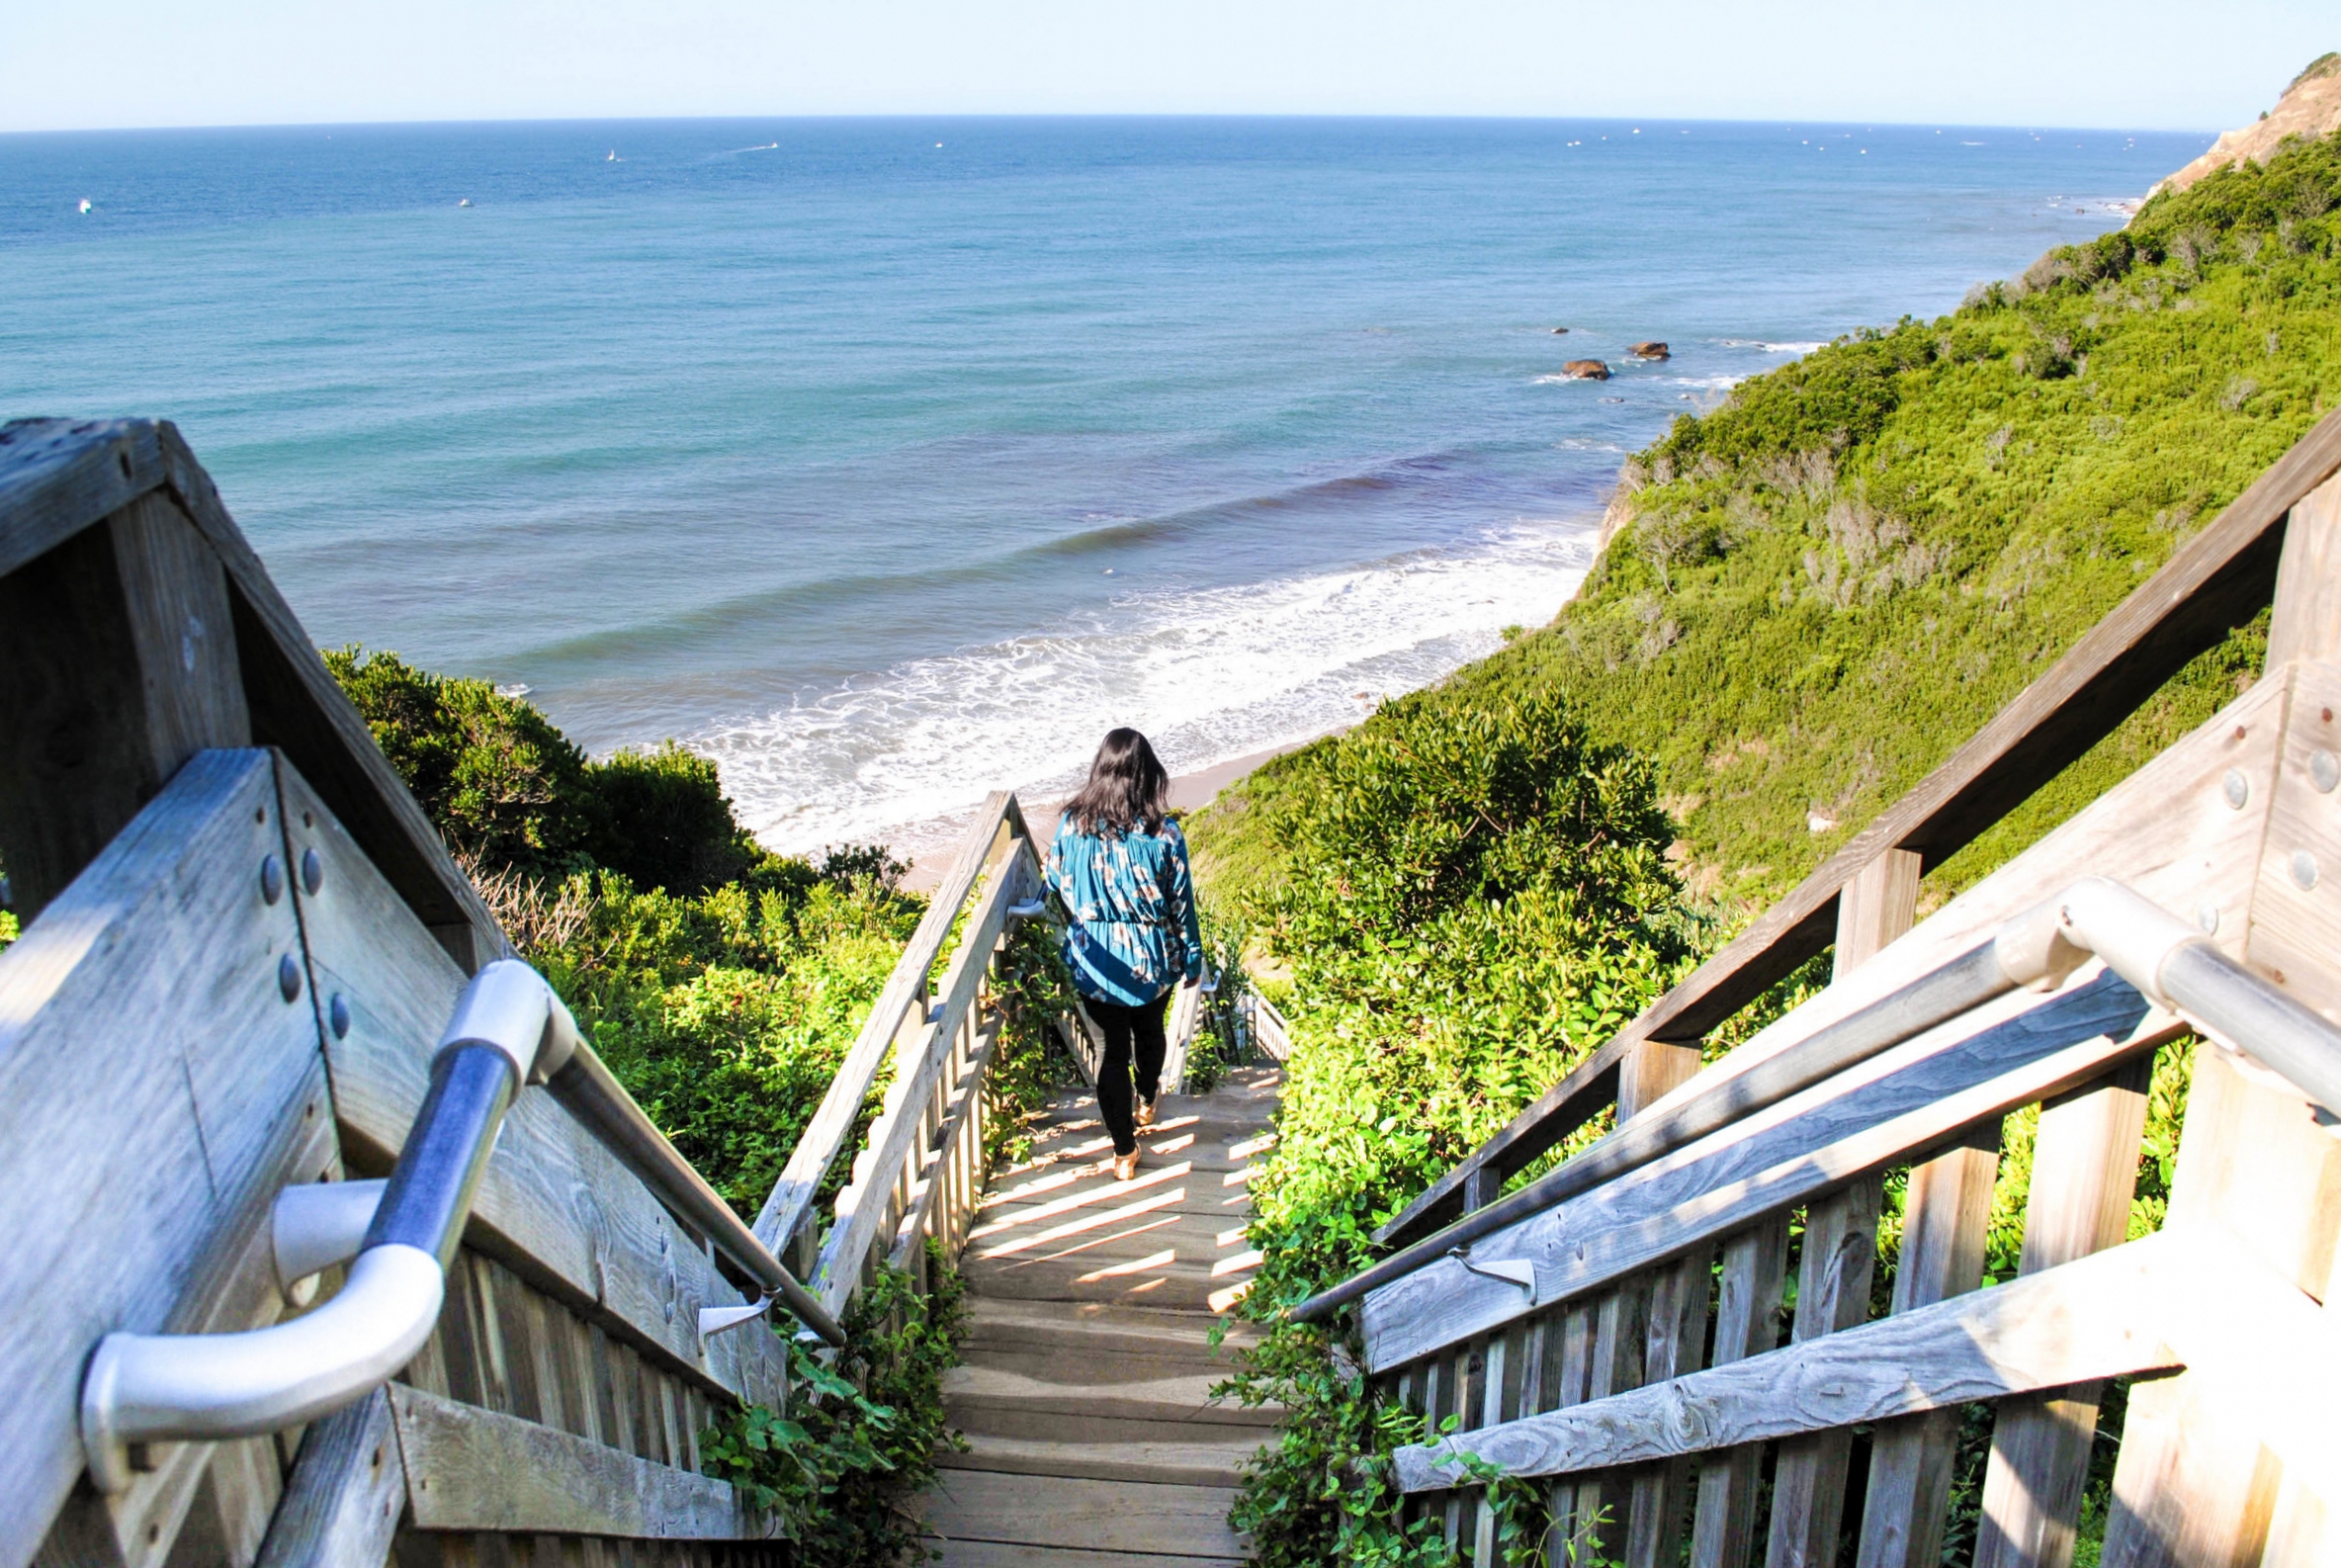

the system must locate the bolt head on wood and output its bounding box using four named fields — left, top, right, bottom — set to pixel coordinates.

left=261, top=855, right=285, bottom=905
left=278, top=953, right=303, bottom=1002
left=2223, top=769, right=2250, bottom=809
